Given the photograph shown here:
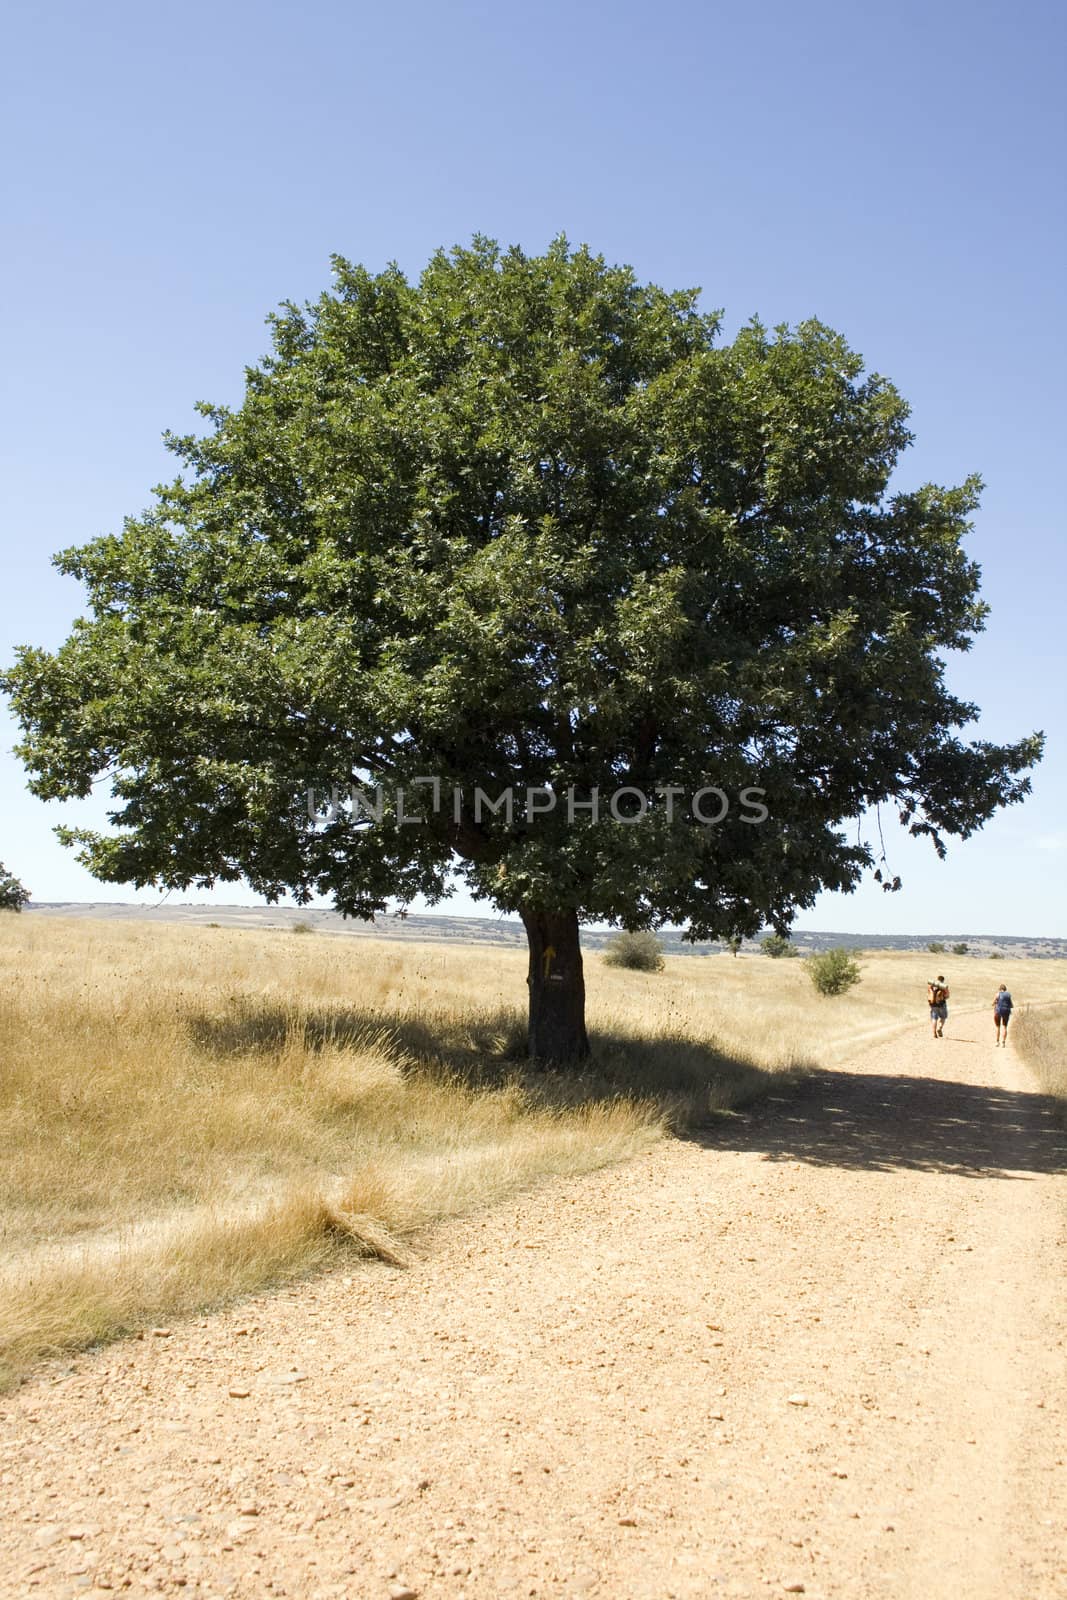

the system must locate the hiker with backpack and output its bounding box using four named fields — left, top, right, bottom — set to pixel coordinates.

left=928, top=974, right=950, bottom=1037
left=992, top=983, right=1014, bottom=1046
